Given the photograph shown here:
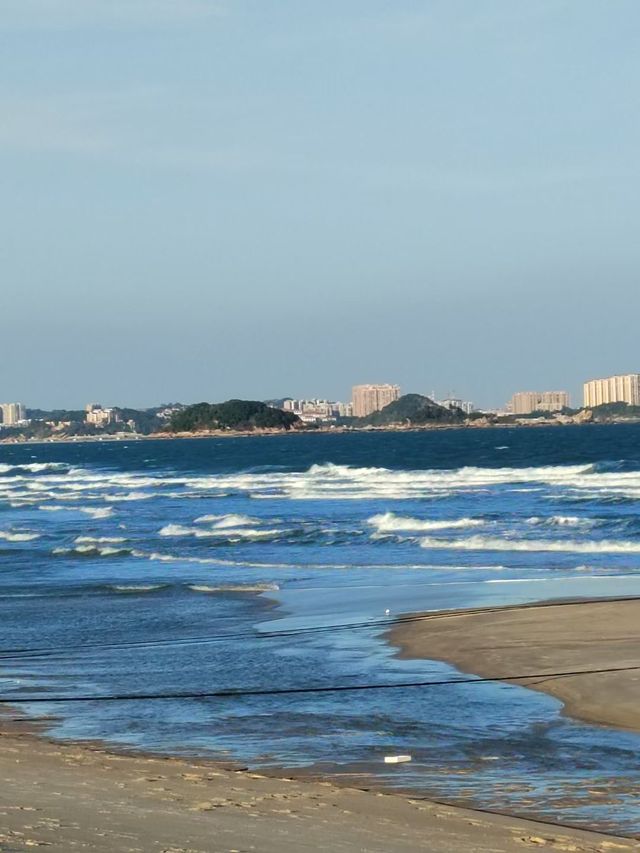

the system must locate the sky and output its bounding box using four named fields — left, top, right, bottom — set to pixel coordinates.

left=2, top=0, right=639, bottom=409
